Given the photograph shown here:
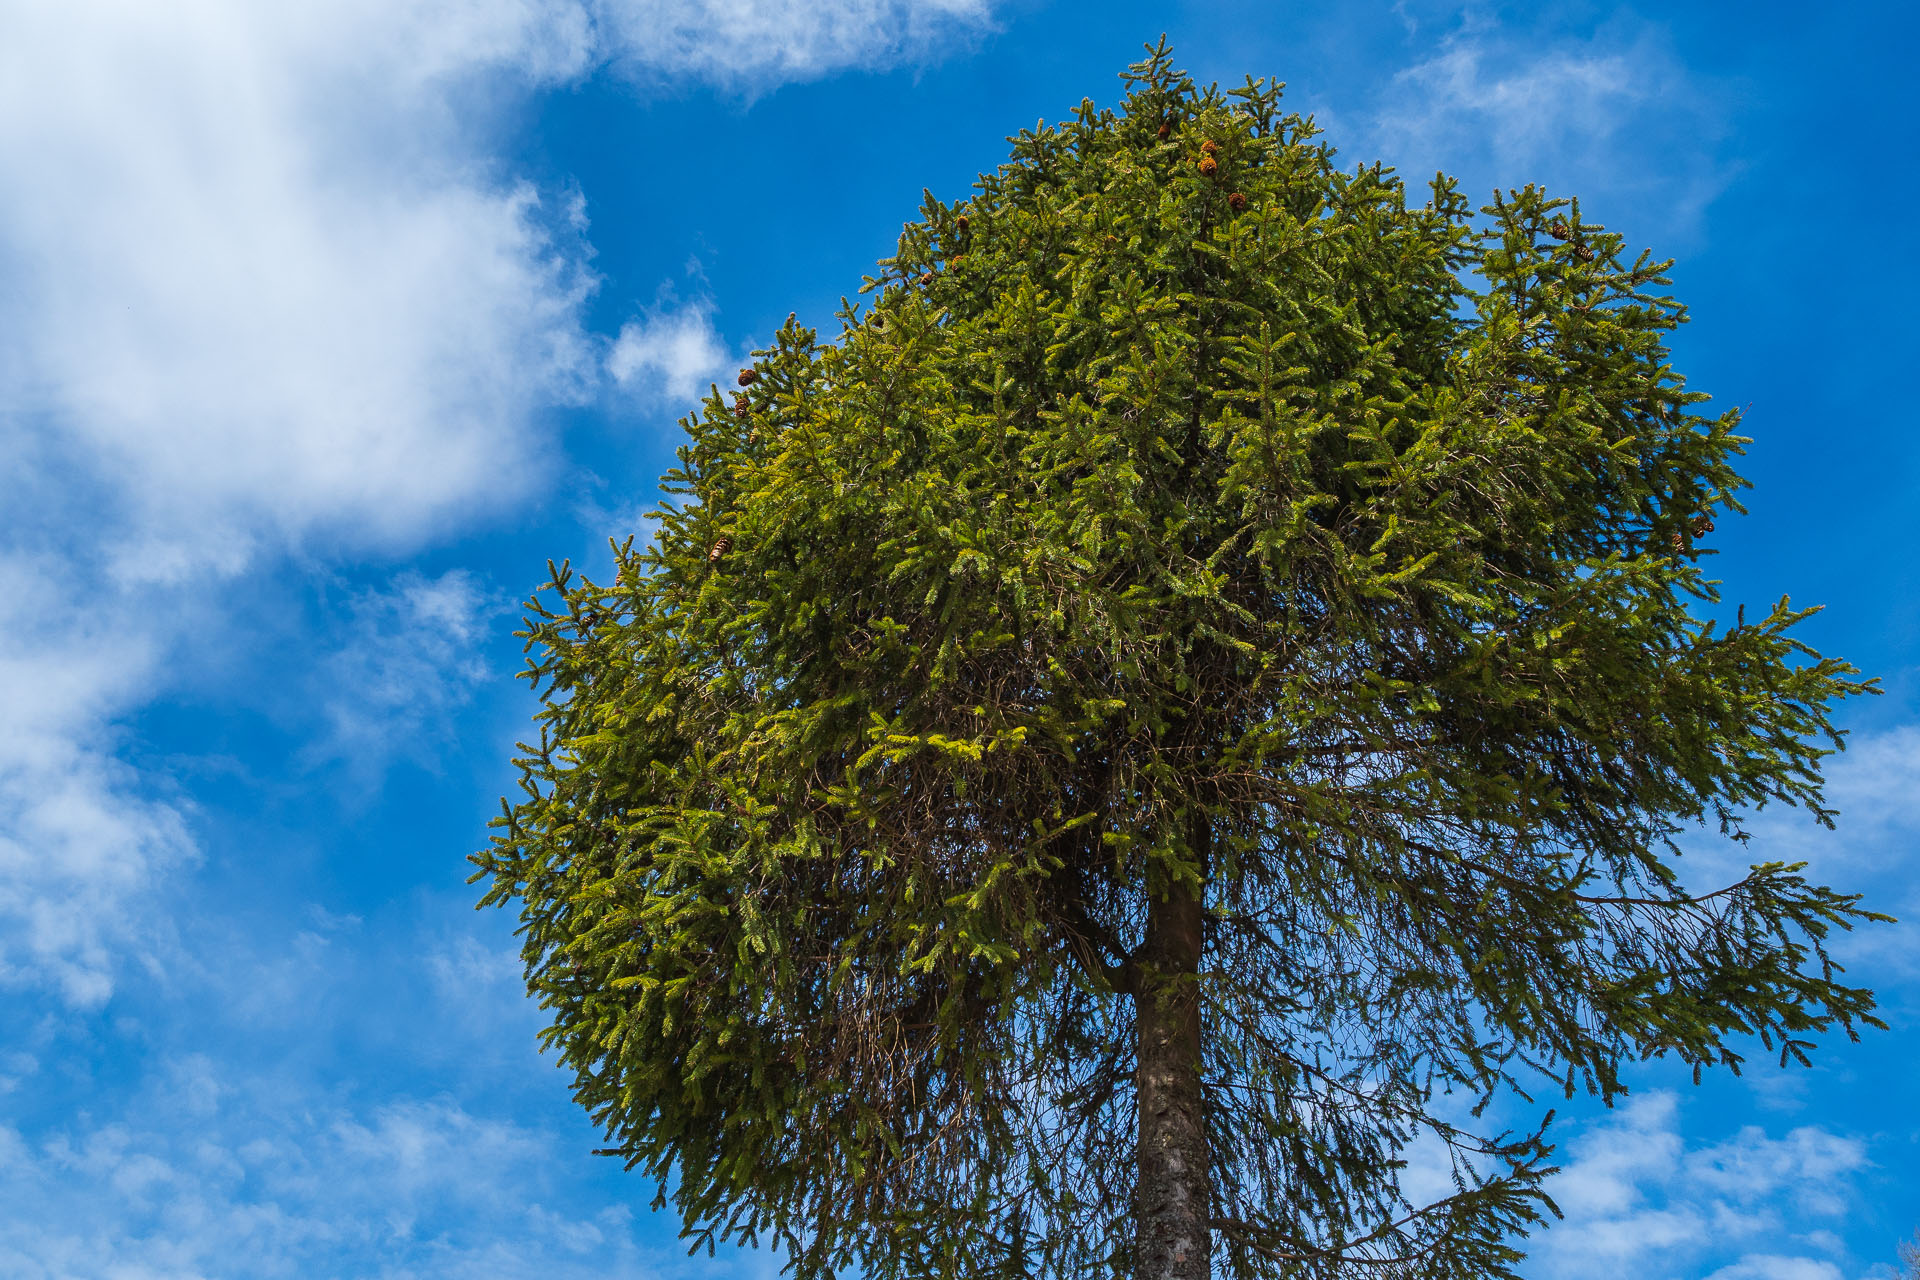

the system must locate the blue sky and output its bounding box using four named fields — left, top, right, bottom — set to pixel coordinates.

left=0, top=2, right=1914, bottom=1277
